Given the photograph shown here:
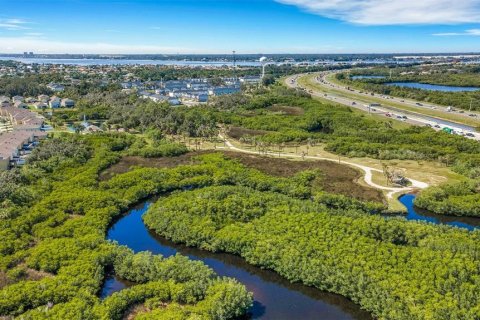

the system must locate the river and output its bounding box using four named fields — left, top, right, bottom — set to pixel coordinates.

left=103, top=194, right=480, bottom=318
left=105, top=201, right=372, bottom=320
